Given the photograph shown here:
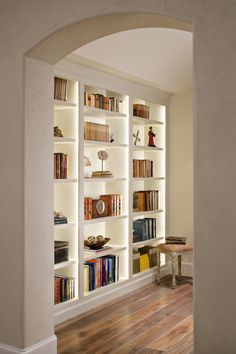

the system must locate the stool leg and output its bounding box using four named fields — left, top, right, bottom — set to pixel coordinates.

left=157, top=250, right=161, bottom=284
left=171, top=253, right=177, bottom=288
left=178, top=255, right=182, bottom=277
